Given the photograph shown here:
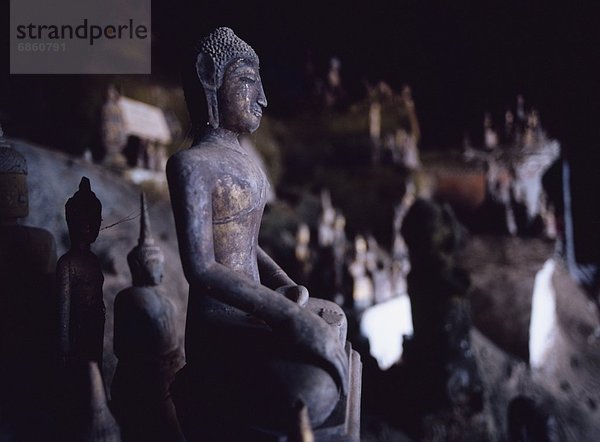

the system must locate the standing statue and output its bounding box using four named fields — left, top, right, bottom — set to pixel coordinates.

left=167, top=27, right=359, bottom=440
left=0, top=130, right=57, bottom=439
left=111, top=194, right=185, bottom=442
left=349, top=235, right=374, bottom=310
left=57, top=177, right=105, bottom=373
